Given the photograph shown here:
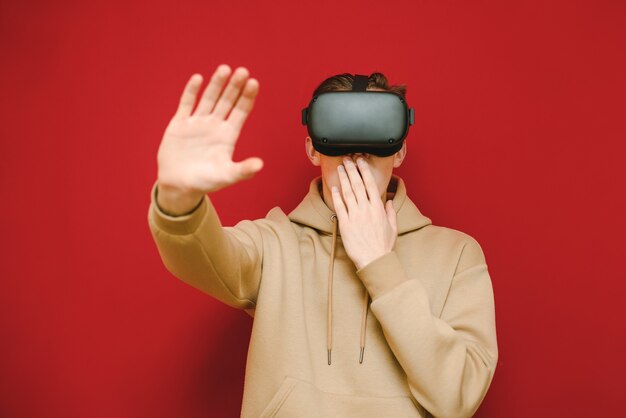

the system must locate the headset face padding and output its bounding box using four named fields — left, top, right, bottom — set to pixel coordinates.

left=302, top=91, right=414, bottom=157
